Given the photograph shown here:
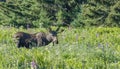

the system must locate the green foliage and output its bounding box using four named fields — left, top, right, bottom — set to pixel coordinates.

left=0, top=0, right=51, bottom=28
left=0, top=26, right=120, bottom=68
left=71, top=13, right=85, bottom=27
left=0, top=0, right=82, bottom=28
left=1, top=0, right=120, bottom=27
left=79, top=0, right=120, bottom=27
